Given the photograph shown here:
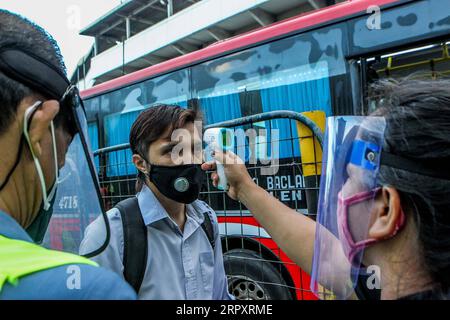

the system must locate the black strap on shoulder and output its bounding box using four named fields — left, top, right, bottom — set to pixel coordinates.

left=115, top=197, right=148, bottom=294
left=201, top=212, right=216, bottom=251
